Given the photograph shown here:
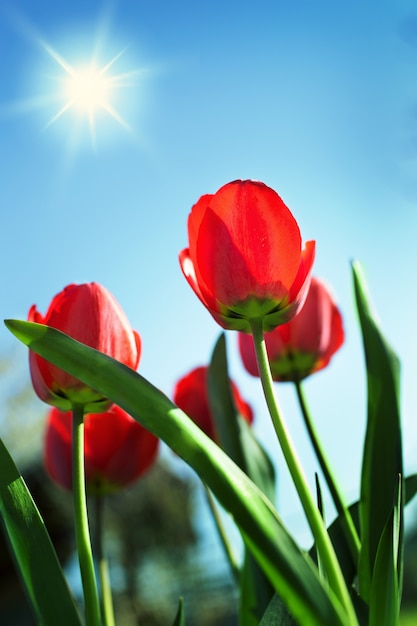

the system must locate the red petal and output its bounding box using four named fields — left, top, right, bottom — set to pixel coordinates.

left=179, top=248, right=220, bottom=315
left=237, top=333, right=259, bottom=377
left=44, top=409, right=73, bottom=490
left=195, top=181, right=302, bottom=305
left=173, top=366, right=216, bottom=440
left=287, top=240, right=316, bottom=313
